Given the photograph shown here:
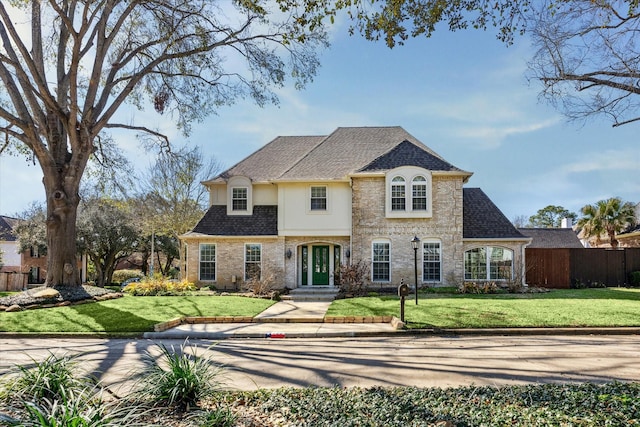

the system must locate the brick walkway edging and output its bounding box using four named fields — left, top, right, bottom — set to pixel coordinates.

left=154, top=315, right=401, bottom=332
